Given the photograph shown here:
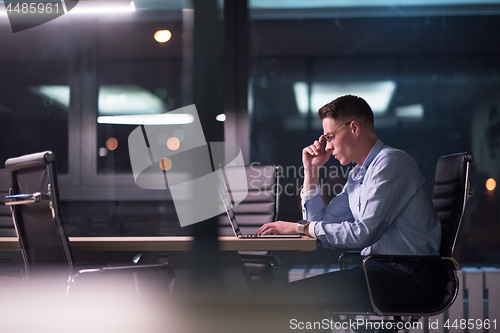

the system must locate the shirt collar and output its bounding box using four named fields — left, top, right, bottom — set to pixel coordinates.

left=352, top=139, right=385, bottom=184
